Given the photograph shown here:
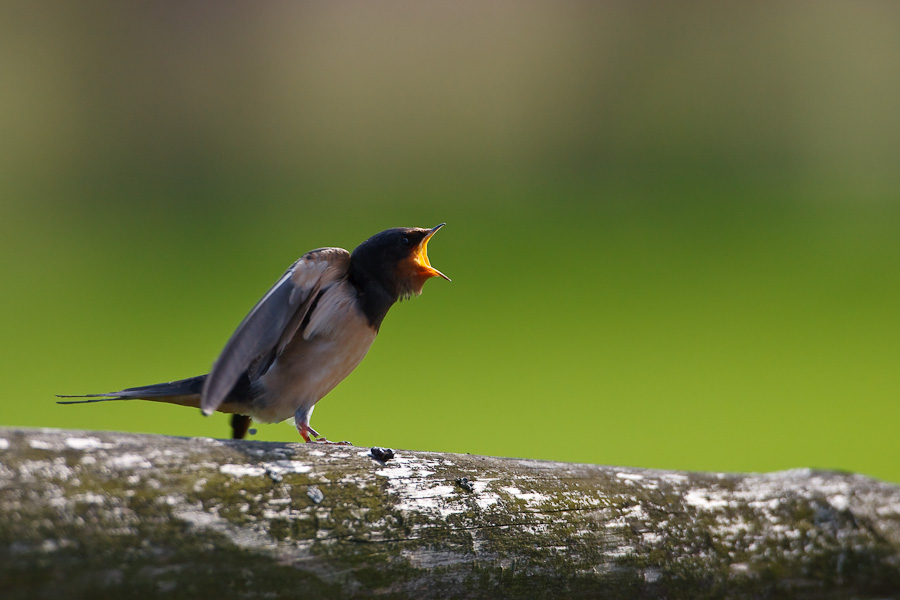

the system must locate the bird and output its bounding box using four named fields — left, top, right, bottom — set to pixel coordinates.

left=58, top=224, right=449, bottom=443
